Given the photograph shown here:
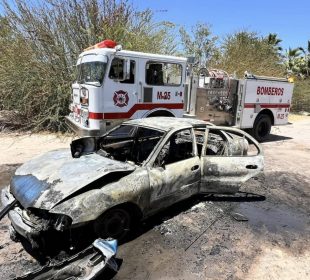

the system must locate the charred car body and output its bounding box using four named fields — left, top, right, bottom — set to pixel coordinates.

left=1, top=117, right=264, bottom=250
